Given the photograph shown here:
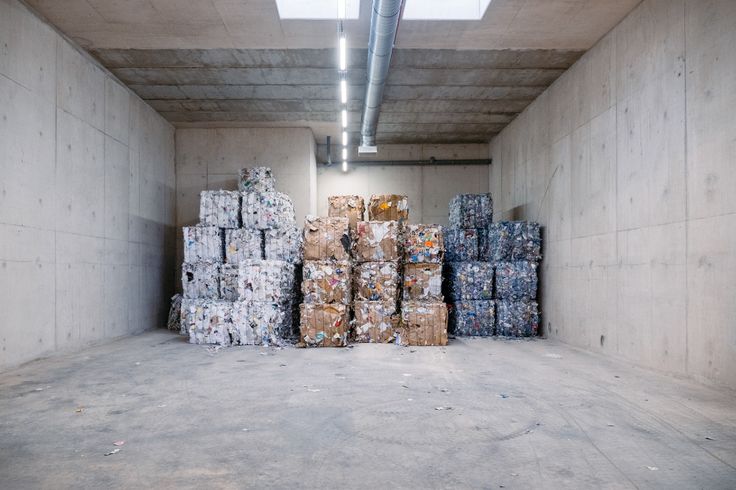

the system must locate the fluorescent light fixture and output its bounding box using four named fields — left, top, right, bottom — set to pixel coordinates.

left=340, top=79, right=347, bottom=103
left=342, top=131, right=348, bottom=146
left=342, top=160, right=348, bottom=172
left=339, top=36, right=347, bottom=71
left=342, top=147, right=347, bottom=160
left=341, top=109, right=348, bottom=128
left=403, top=0, right=492, bottom=20
left=276, top=0, right=360, bottom=20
